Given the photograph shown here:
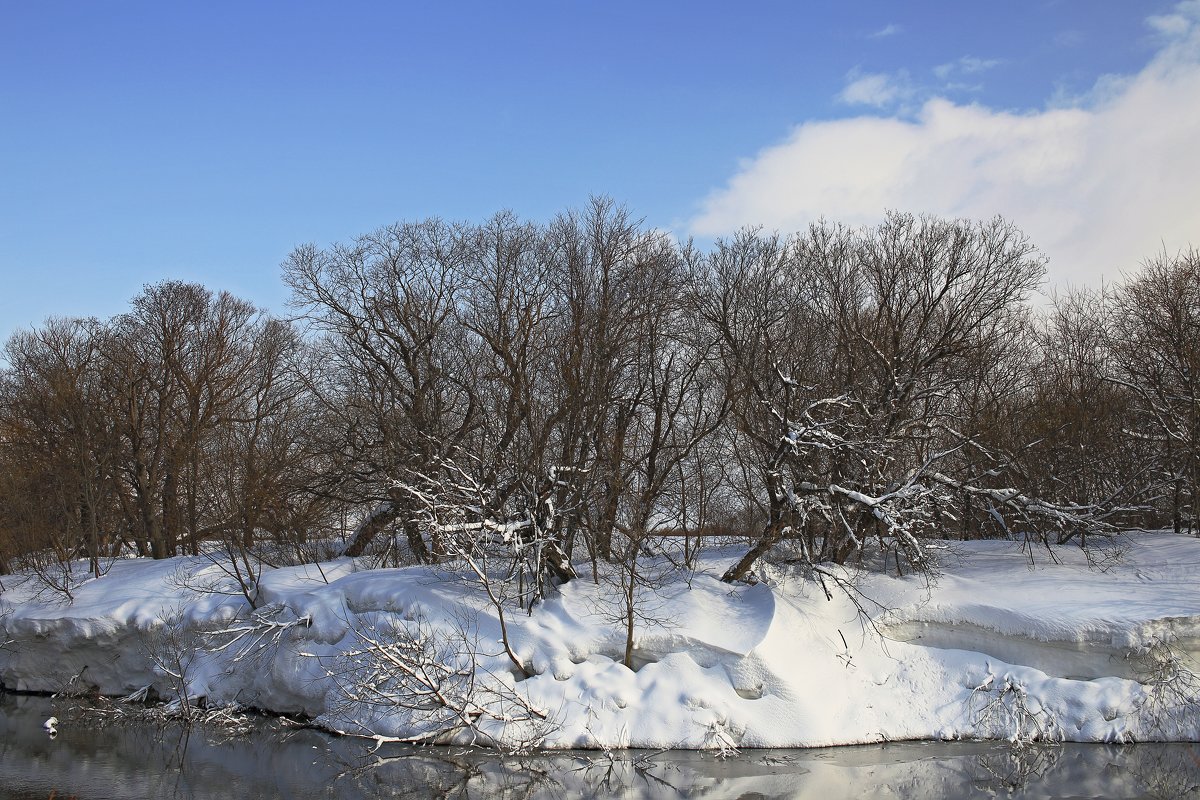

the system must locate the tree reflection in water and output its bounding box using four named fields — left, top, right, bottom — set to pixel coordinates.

left=3, top=694, right=1200, bottom=799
